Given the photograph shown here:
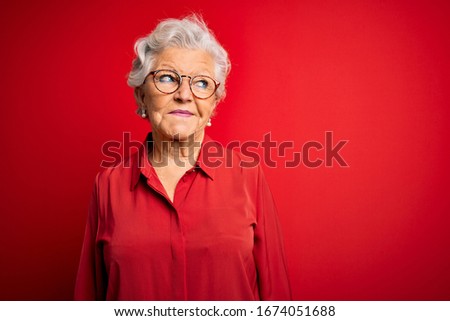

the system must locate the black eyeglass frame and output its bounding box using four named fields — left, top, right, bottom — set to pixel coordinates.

left=144, top=69, right=220, bottom=100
